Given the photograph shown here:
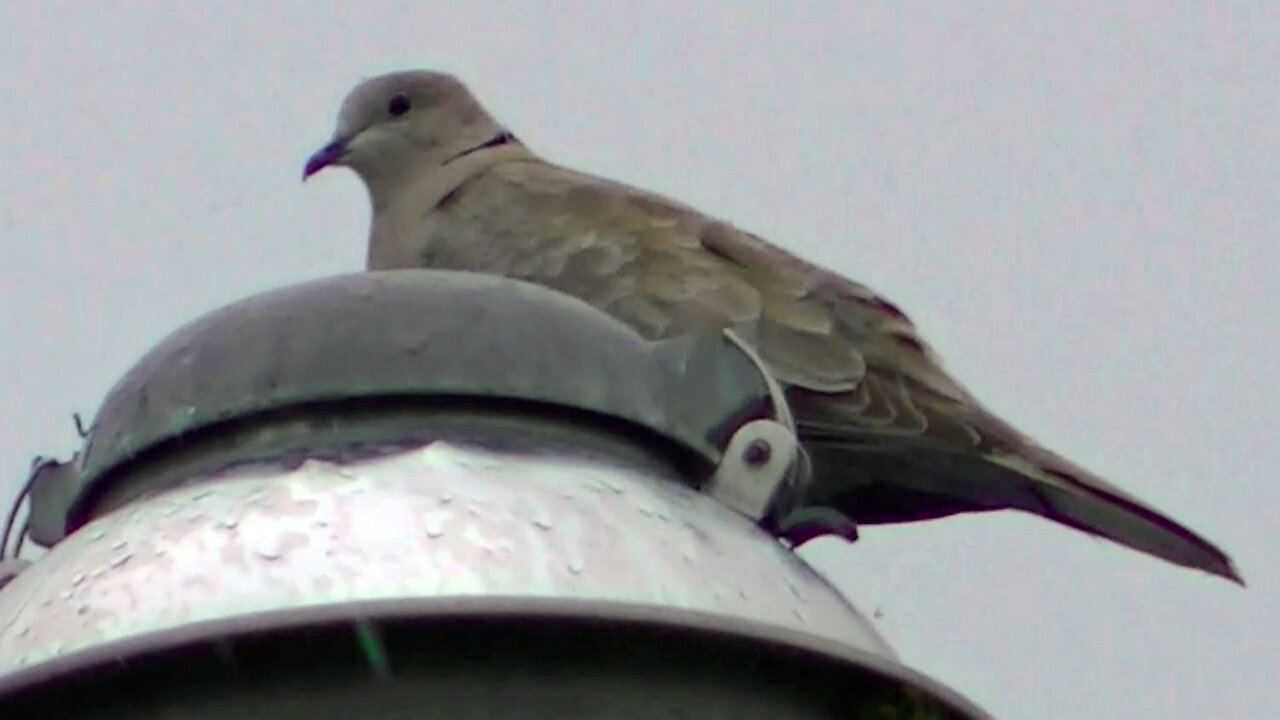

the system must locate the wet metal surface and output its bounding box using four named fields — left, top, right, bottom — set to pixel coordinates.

left=0, top=440, right=890, bottom=676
